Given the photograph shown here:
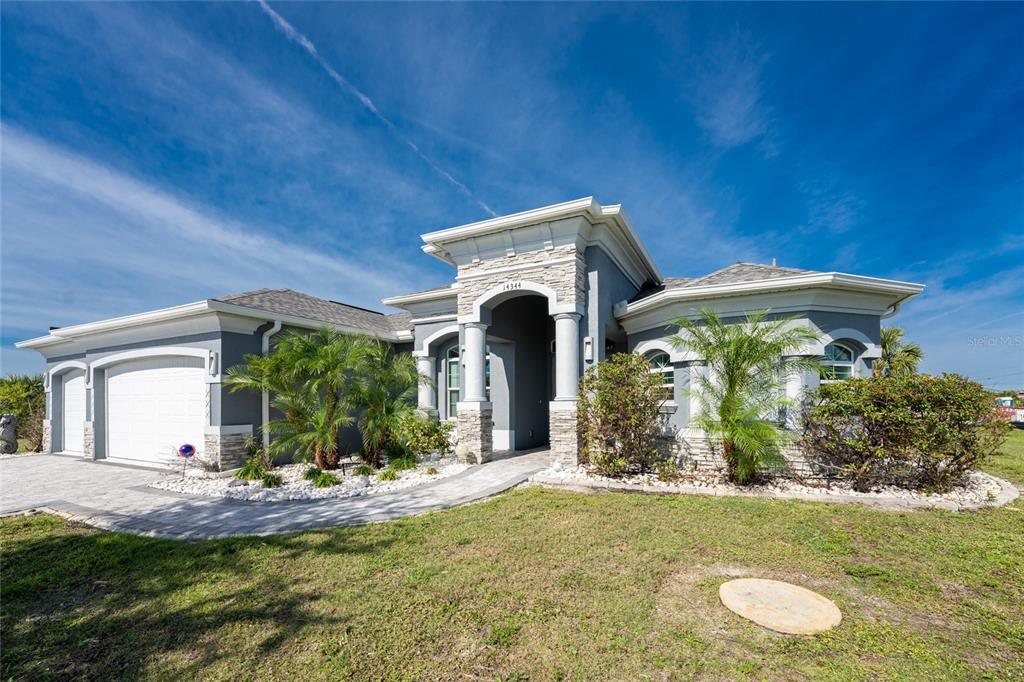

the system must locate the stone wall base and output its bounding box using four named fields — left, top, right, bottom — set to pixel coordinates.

left=659, top=436, right=817, bottom=480
left=549, top=401, right=580, bottom=467
left=204, top=430, right=251, bottom=471
left=42, top=419, right=53, bottom=454
left=456, top=402, right=493, bottom=464
left=83, top=422, right=95, bottom=459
